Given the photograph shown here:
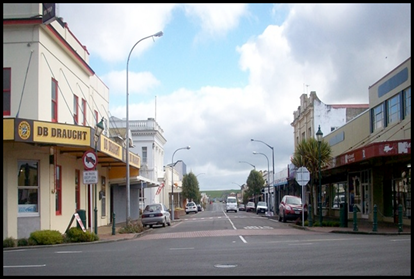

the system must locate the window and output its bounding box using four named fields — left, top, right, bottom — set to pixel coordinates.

left=142, top=147, right=147, bottom=164
left=73, top=95, right=79, bottom=125
left=81, top=98, right=86, bottom=126
left=387, top=94, right=400, bottom=125
left=51, top=78, right=58, bottom=122
left=94, top=110, right=98, bottom=125
left=18, top=160, right=39, bottom=215
left=372, top=104, right=383, bottom=132
left=404, top=87, right=411, bottom=117
left=55, top=165, right=62, bottom=215
left=3, top=68, right=11, bottom=116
